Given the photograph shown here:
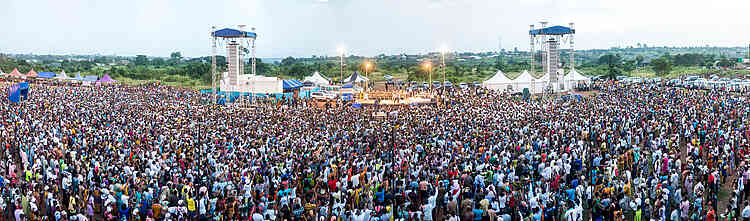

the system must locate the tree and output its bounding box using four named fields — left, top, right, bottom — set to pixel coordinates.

left=151, top=58, right=165, bottom=66
left=169, top=52, right=183, bottom=64
left=598, top=54, right=622, bottom=79
left=281, top=56, right=296, bottom=66
left=170, top=52, right=183, bottom=60
left=635, top=55, right=644, bottom=67
left=134, top=55, right=148, bottom=66
left=650, top=58, right=672, bottom=76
